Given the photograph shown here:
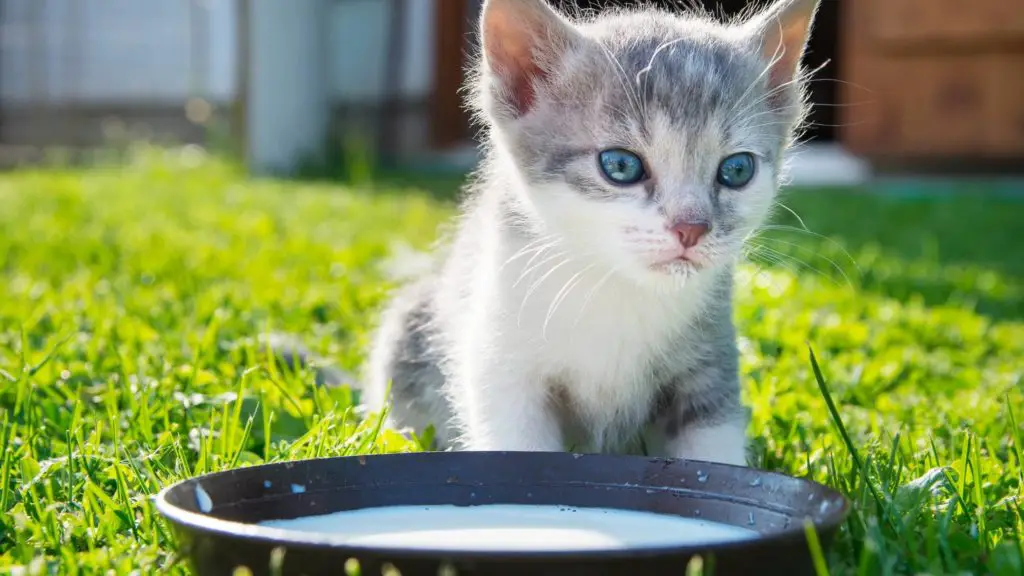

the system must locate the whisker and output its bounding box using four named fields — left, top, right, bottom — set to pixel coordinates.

left=757, top=223, right=862, bottom=276
left=771, top=203, right=809, bottom=231
left=499, top=235, right=562, bottom=271
left=542, top=263, right=597, bottom=339
left=513, top=249, right=568, bottom=288
left=729, top=59, right=832, bottom=126
left=517, top=257, right=576, bottom=327
left=751, top=235, right=856, bottom=286
left=572, top=266, right=617, bottom=329
left=727, top=23, right=788, bottom=120
left=745, top=242, right=848, bottom=288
